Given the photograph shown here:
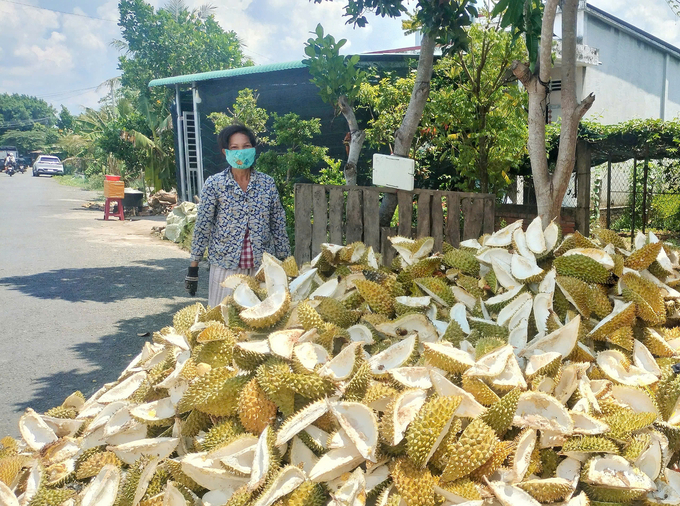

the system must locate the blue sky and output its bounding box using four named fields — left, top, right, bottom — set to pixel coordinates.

left=0, top=0, right=678, bottom=115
